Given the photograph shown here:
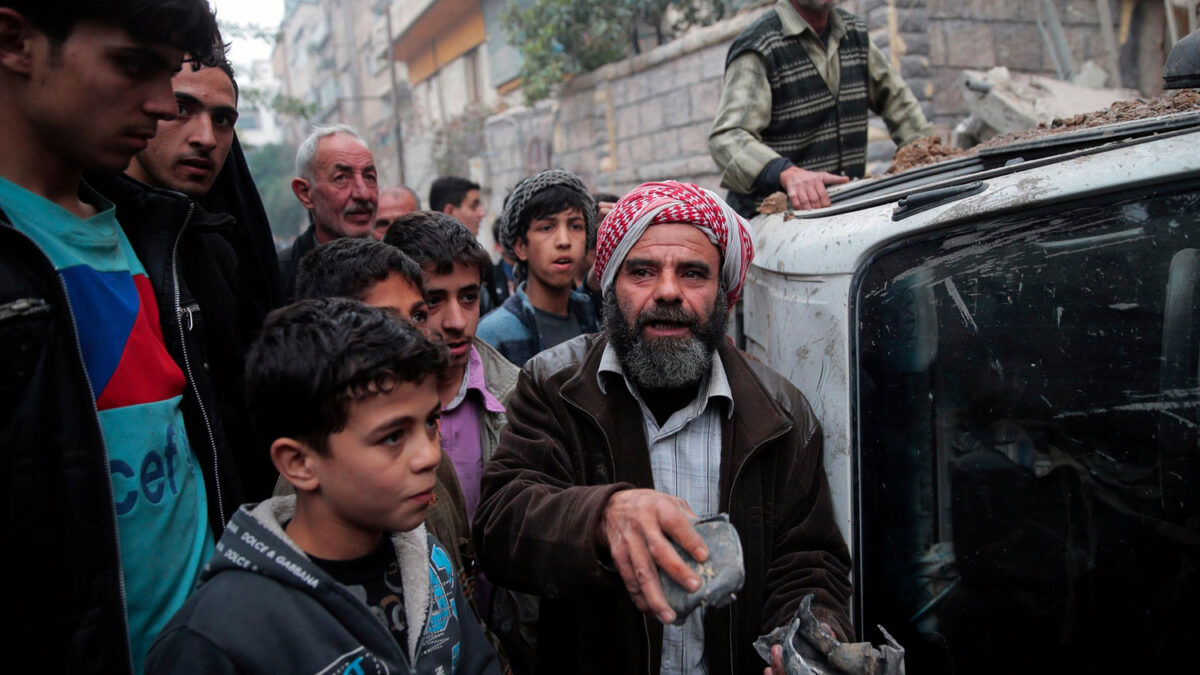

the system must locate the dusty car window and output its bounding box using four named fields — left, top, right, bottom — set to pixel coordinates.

left=854, top=184, right=1200, bottom=674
